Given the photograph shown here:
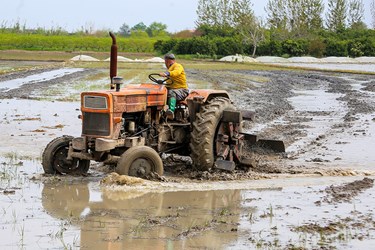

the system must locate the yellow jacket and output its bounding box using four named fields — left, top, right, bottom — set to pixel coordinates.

left=167, top=62, right=187, bottom=89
